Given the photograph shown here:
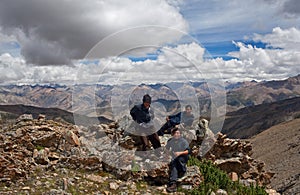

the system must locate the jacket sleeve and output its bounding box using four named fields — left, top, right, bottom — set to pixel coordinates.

left=165, top=138, right=172, bottom=150
left=168, top=112, right=181, bottom=125
left=181, top=138, right=191, bottom=155
left=150, top=107, right=154, bottom=120
left=130, top=105, right=138, bottom=121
